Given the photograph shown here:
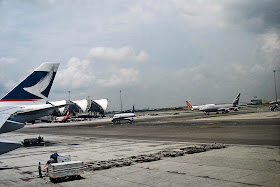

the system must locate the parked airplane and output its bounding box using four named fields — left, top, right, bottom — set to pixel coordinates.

left=186, top=93, right=240, bottom=115
left=54, top=109, right=70, bottom=123
left=112, top=110, right=135, bottom=123
left=0, top=62, right=67, bottom=154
